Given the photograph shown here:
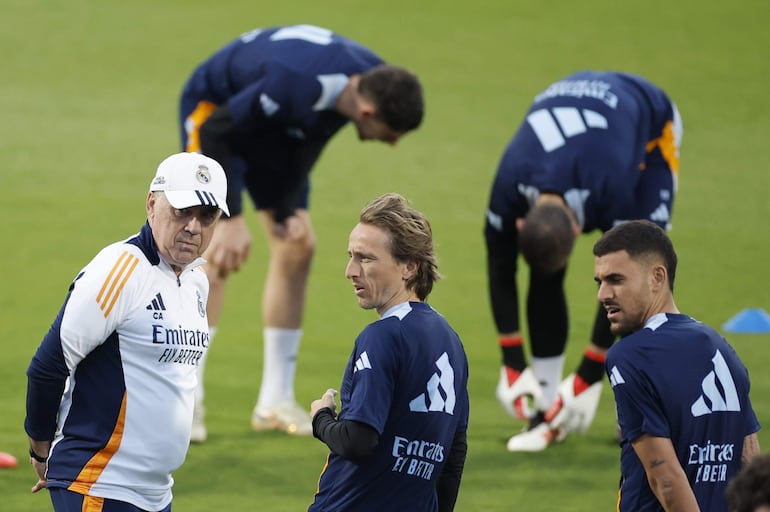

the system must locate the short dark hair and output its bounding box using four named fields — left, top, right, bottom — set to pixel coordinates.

left=519, top=203, right=575, bottom=275
left=593, top=220, right=678, bottom=291
left=358, top=65, right=424, bottom=132
left=358, top=193, right=440, bottom=300
left=726, top=454, right=770, bottom=512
